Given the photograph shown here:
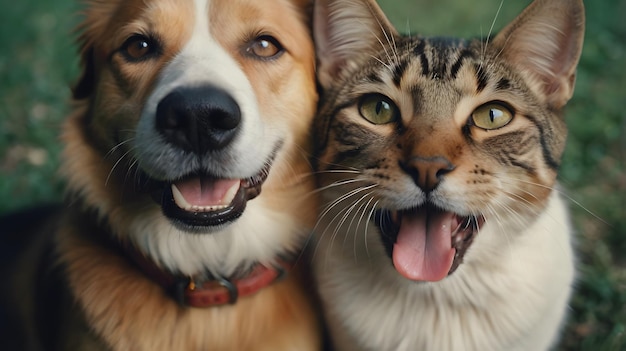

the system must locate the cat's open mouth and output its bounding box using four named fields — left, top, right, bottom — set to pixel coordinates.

left=375, top=205, right=484, bottom=282
left=146, top=163, right=271, bottom=231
